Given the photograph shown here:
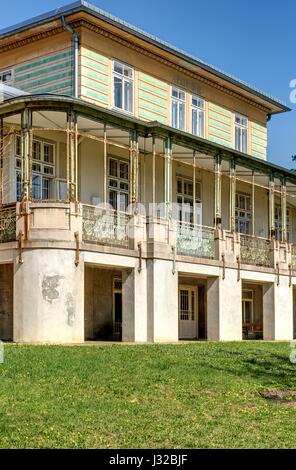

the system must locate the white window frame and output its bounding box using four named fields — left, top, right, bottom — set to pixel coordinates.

left=242, top=289, right=254, bottom=324
left=0, top=69, right=14, bottom=85
left=14, top=135, right=55, bottom=201
left=108, top=156, right=130, bottom=212
left=112, top=60, right=134, bottom=114
left=234, top=113, right=248, bottom=153
left=191, top=95, right=205, bottom=137
left=235, top=192, right=252, bottom=234
left=171, top=86, right=186, bottom=131
left=176, top=176, right=202, bottom=224
left=274, top=204, right=291, bottom=242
